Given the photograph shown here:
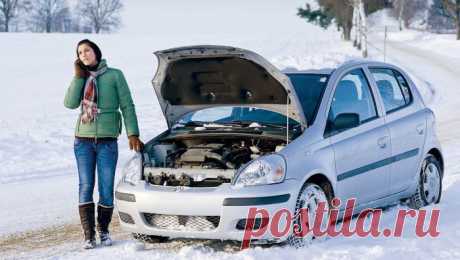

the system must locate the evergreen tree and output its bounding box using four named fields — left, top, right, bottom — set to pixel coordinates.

left=297, top=3, right=334, bottom=29
left=439, top=0, right=460, bottom=39
left=428, top=0, right=456, bottom=33
left=298, top=0, right=353, bottom=40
